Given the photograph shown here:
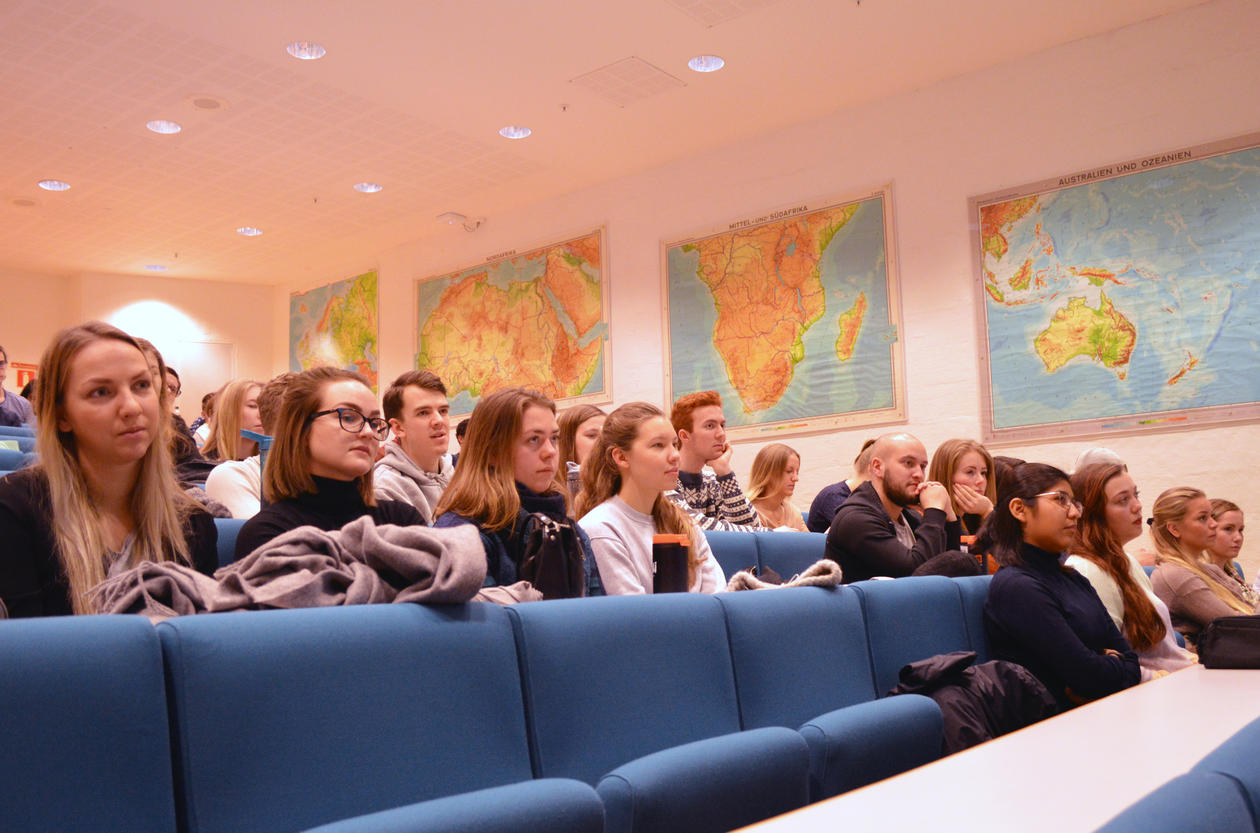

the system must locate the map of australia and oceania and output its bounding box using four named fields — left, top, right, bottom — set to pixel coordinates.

left=979, top=144, right=1260, bottom=430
